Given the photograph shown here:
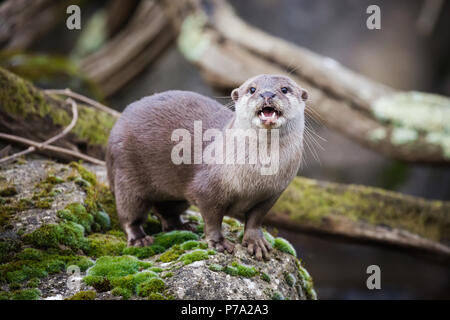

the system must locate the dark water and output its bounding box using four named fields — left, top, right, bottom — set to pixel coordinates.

left=277, top=228, right=450, bottom=299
